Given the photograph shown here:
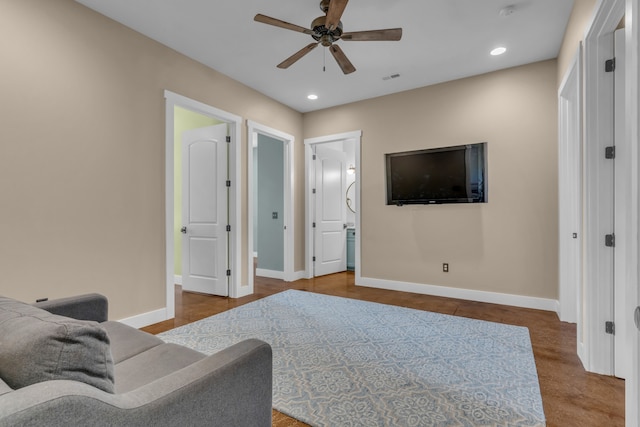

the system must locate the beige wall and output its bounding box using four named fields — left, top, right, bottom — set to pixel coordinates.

left=303, top=60, right=559, bottom=299
left=0, top=0, right=304, bottom=319
left=557, top=0, right=598, bottom=85
left=0, top=0, right=564, bottom=319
